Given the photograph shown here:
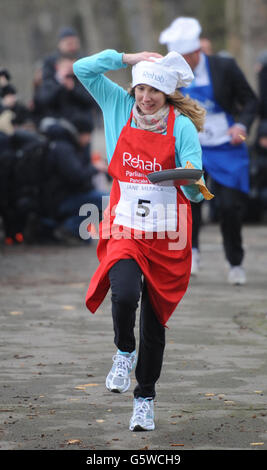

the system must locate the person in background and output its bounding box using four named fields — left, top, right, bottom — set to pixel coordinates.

left=159, top=17, right=258, bottom=285
left=256, top=50, right=267, bottom=120
left=39, top=114, right=107, bottom=243
left=249, top=119, right=267, bottom=220
left=0, top=68, right=11, bottom=88
left=200, top=37, right=213, bottom=55
left=0, top=84, right=33, bottom=129
left=33, top=56, right=95, bottom=124
left=35, top=27, right=98, bottom=125
left=0, top=72, right=40, bottom=245
left=42, top=27, right=82, bottom=81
